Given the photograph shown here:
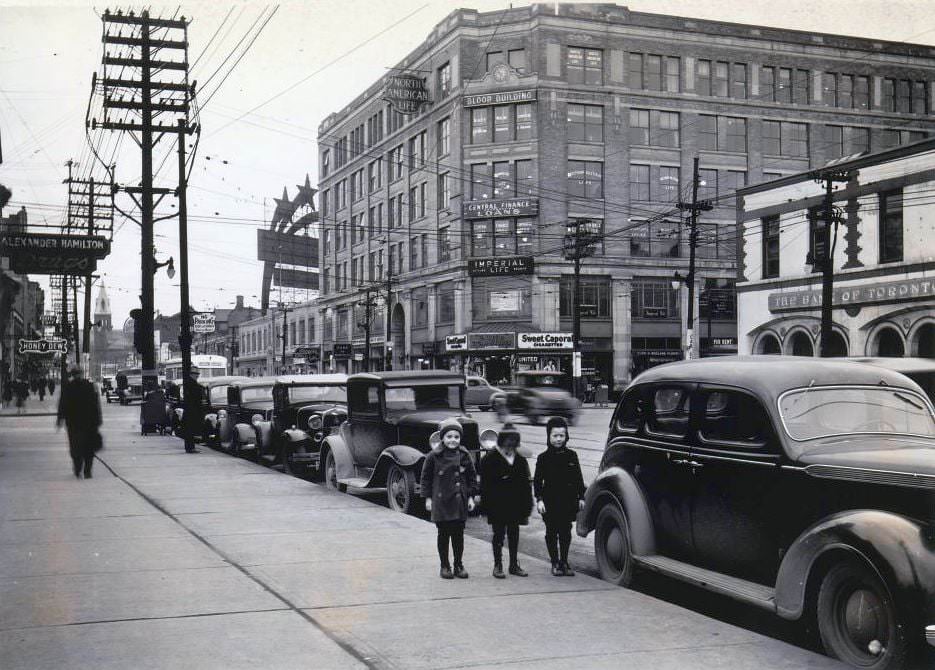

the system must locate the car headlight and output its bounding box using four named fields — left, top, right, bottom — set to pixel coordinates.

left=251, top=413, right=263, bottom=425
left=308, top=415, right=323, bottom=430
left=314, top=431, right=324, bottom=442
left=218, top=409, right=227, bottom=419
